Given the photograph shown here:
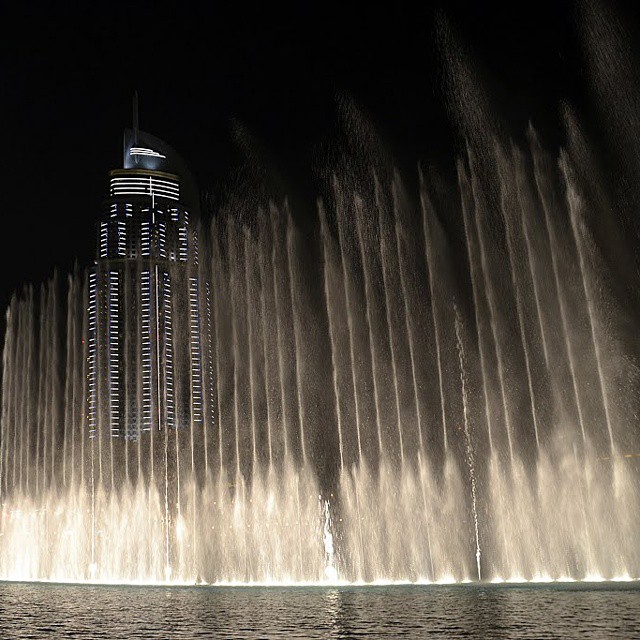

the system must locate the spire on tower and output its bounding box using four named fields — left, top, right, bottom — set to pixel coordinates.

left=133, top=91, right=139, bottom=144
